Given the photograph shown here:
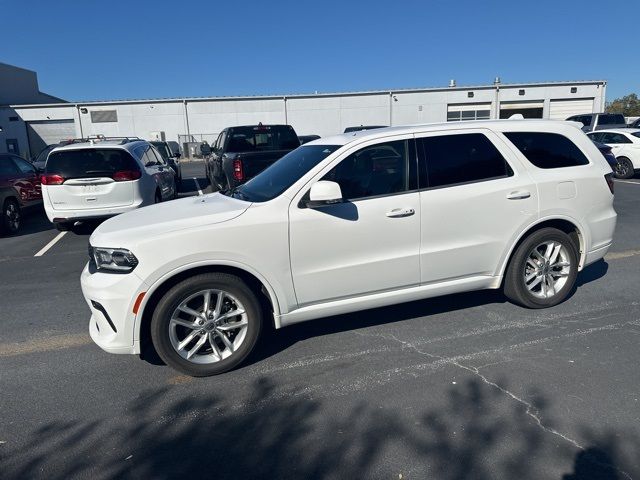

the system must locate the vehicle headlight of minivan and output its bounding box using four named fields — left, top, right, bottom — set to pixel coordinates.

left=89, top=245, right=138, bottom=272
